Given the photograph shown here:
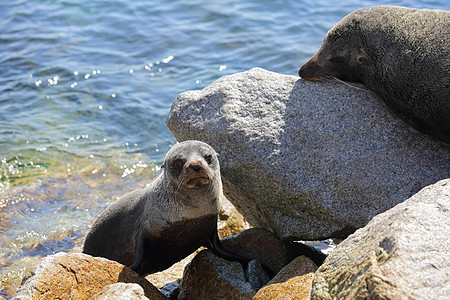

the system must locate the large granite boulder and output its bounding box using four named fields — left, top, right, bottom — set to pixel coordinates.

left=166, top=67, right=450, bottom=240
left=311, top=178, right=450, bottom=299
